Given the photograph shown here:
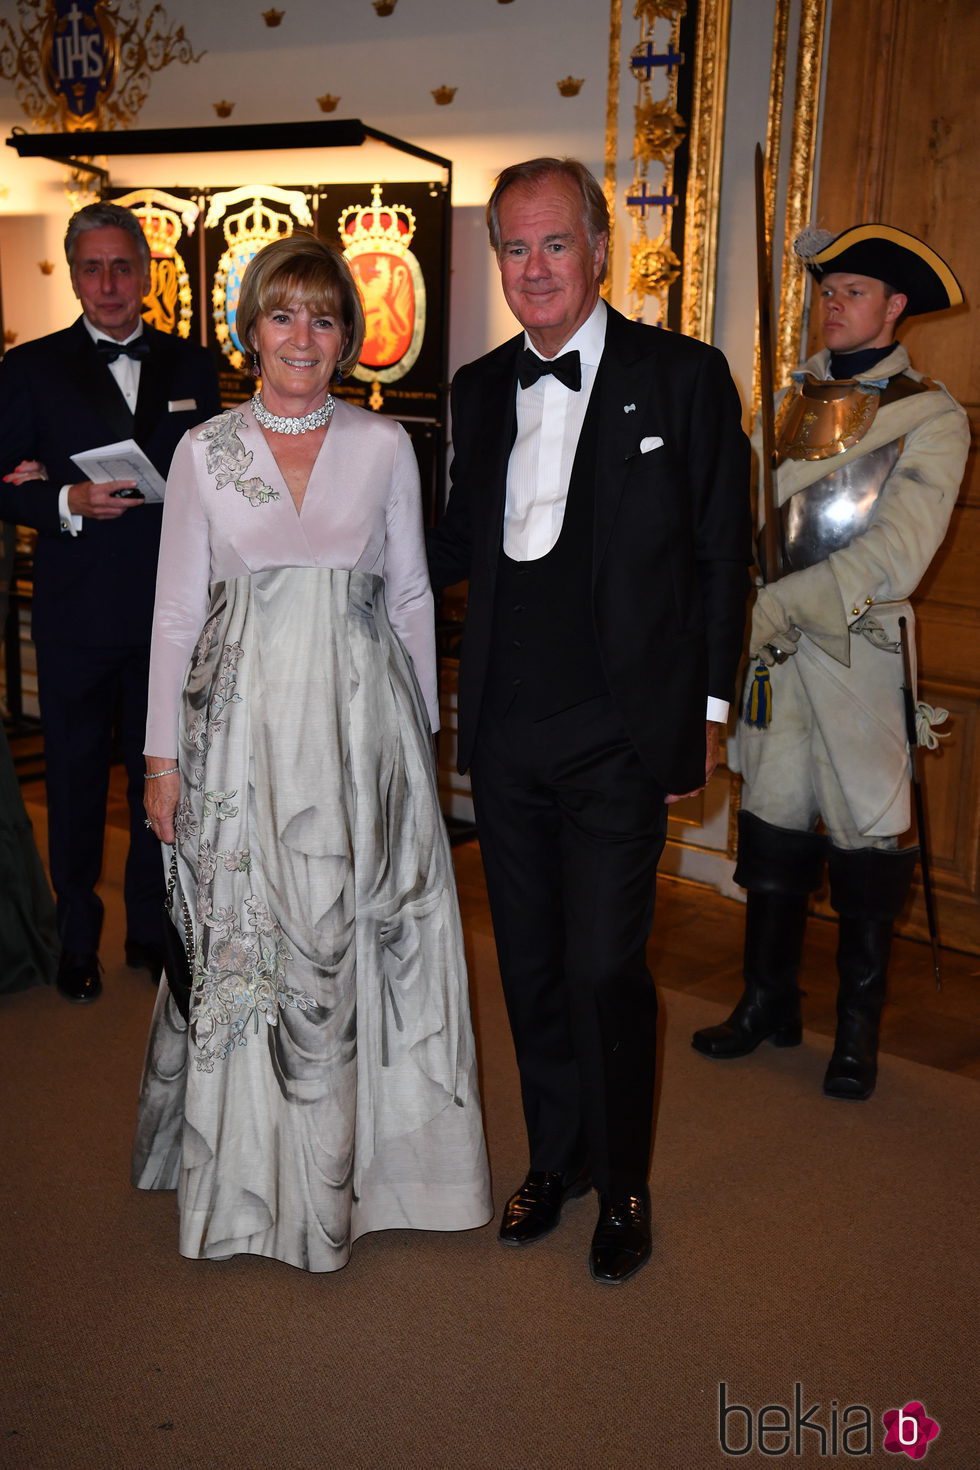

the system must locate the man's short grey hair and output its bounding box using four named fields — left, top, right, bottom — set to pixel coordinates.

left=486, top=158, right=610, bottom=282
left=64, top=202, right=150, bottom=272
